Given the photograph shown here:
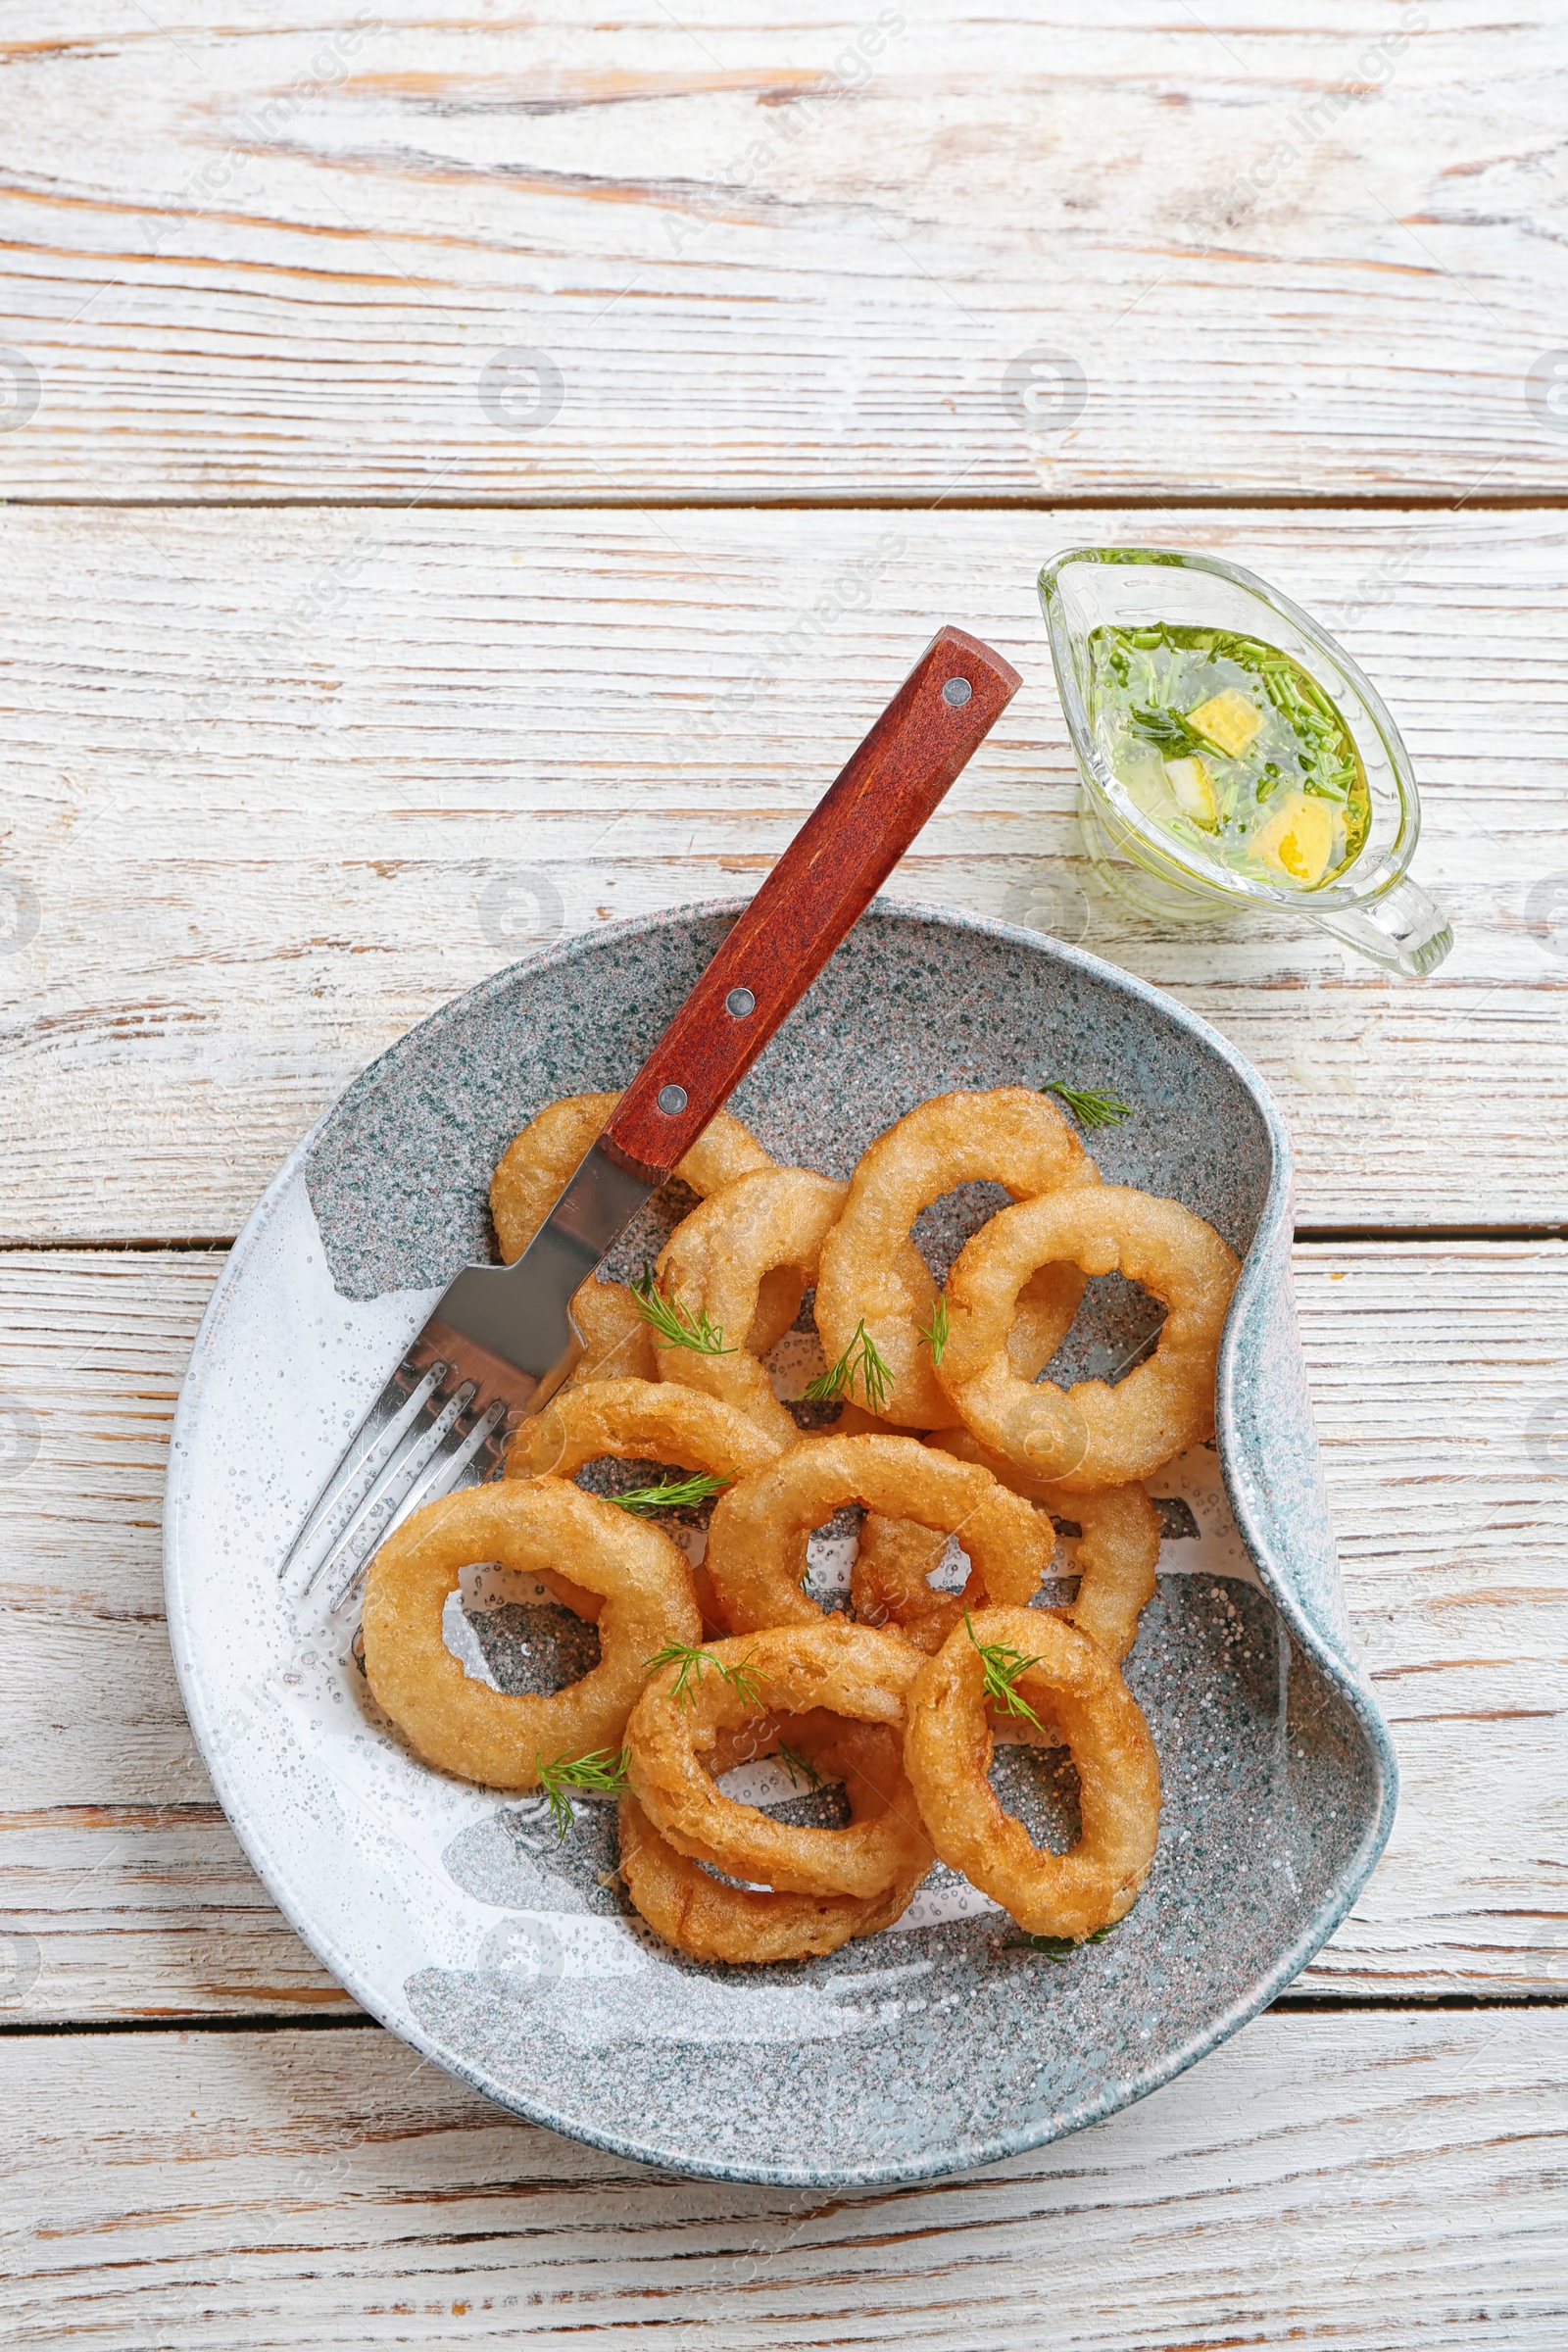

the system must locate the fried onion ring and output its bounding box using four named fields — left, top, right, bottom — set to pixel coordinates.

left=361, top=1480, right=700, bottom=1788
left=619, top=1721, right=929, bottom=1965
left=626, top=1622, right=930, bottom=1899
left=924, top=1428, right=1160, bottom=1664
left=651, top=1168, right=856, bottom=1446
left=940, top=1185, right=1240, bottom=1492
left=491, top=1093, right=774, bottom=1258
left=705, top=1432, right=1053, bottom=1637
left=491, top=1094, right=788, bottom=1375
left=504, top=1377, right=787, bottom=1634
left=1061, top=1484, right=1161, bottom=1663
left=506, top=1376, right=784, bottom=1491
left=904, top=1606, right=1160, bottom=1938
left=814, top=1090, right=1101, bottom=1427
left=565, top=1272, right=658, bottom=1389
left=850, top=1514, right=957, bottom=1651
left=853, top=1476, right=1156, bottom=1659
left=848, top=1505, right=1052, bottom=1657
